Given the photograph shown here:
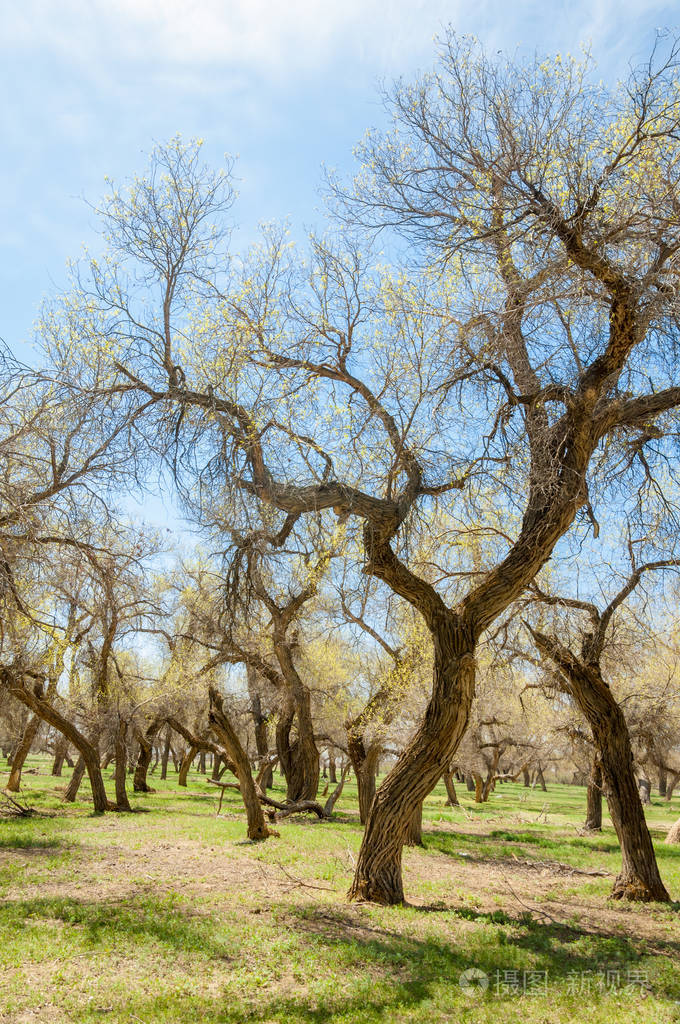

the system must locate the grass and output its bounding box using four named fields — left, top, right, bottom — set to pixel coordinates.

left=1, top=757, right=679, bottom=1023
